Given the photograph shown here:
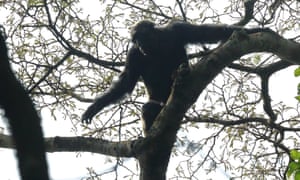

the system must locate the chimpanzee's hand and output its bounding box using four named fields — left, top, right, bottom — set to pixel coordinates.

left=81, top=104, right=99, bottom=124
